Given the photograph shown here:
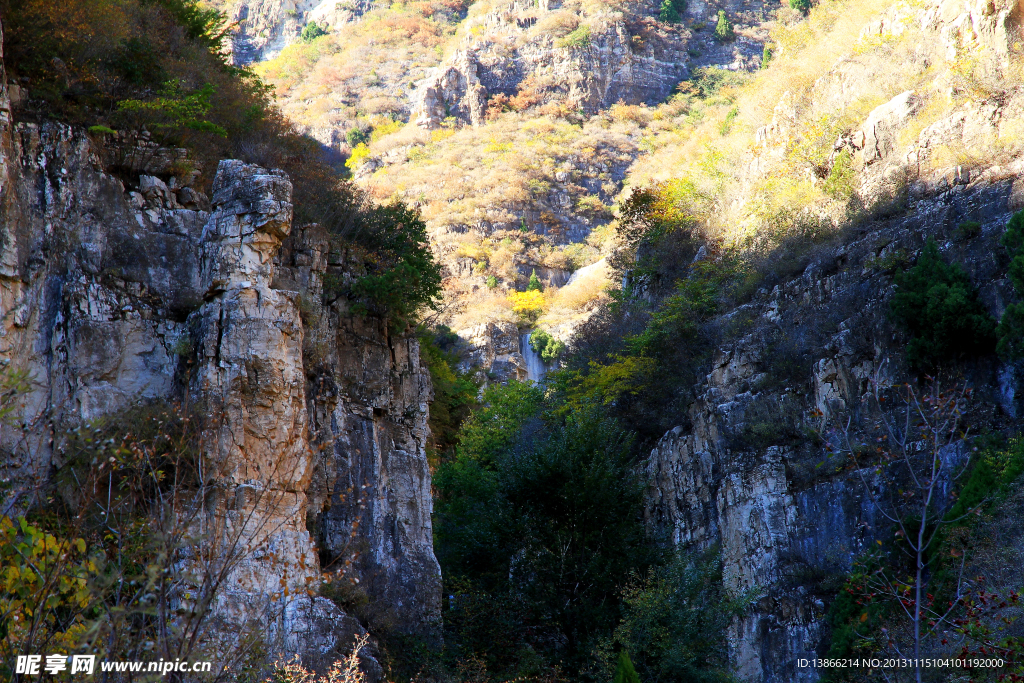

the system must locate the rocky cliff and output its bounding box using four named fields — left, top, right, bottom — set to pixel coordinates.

left=410, top=0, right=769, bottom=128
left=644, top=173, right=1019, bottom=679
left=223, top=0, right=375, bottom=64
left=0, top=13, right=439, bottom=666
left=638, top=0, right=1024, bottom=672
